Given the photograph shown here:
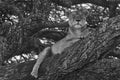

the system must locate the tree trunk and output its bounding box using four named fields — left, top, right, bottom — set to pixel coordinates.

left=40, top=15, right=120, bottom=80
left=0, top=36, right=8, bottom=65
left=1, top=15, right=120, bottom=80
